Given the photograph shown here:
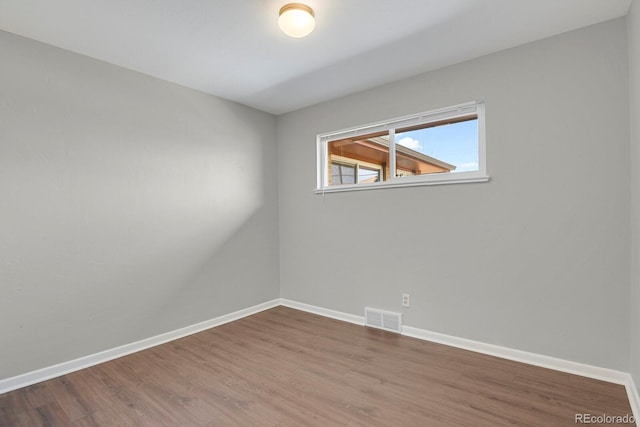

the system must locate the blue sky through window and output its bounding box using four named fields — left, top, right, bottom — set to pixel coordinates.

left=396, top=119, right=478, bottom=173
